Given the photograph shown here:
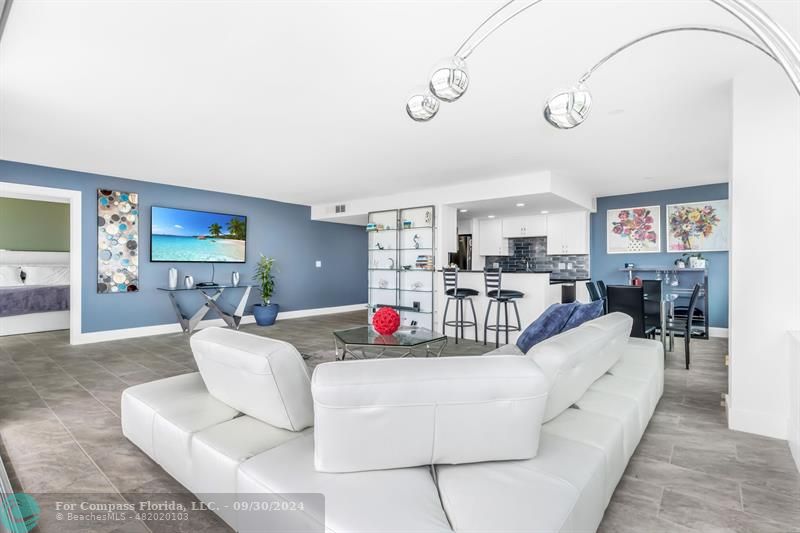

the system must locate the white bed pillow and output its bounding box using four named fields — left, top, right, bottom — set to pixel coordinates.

left=0, top=265, right=24, bottom=287
left=22, top=265, right=70, bottom=286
